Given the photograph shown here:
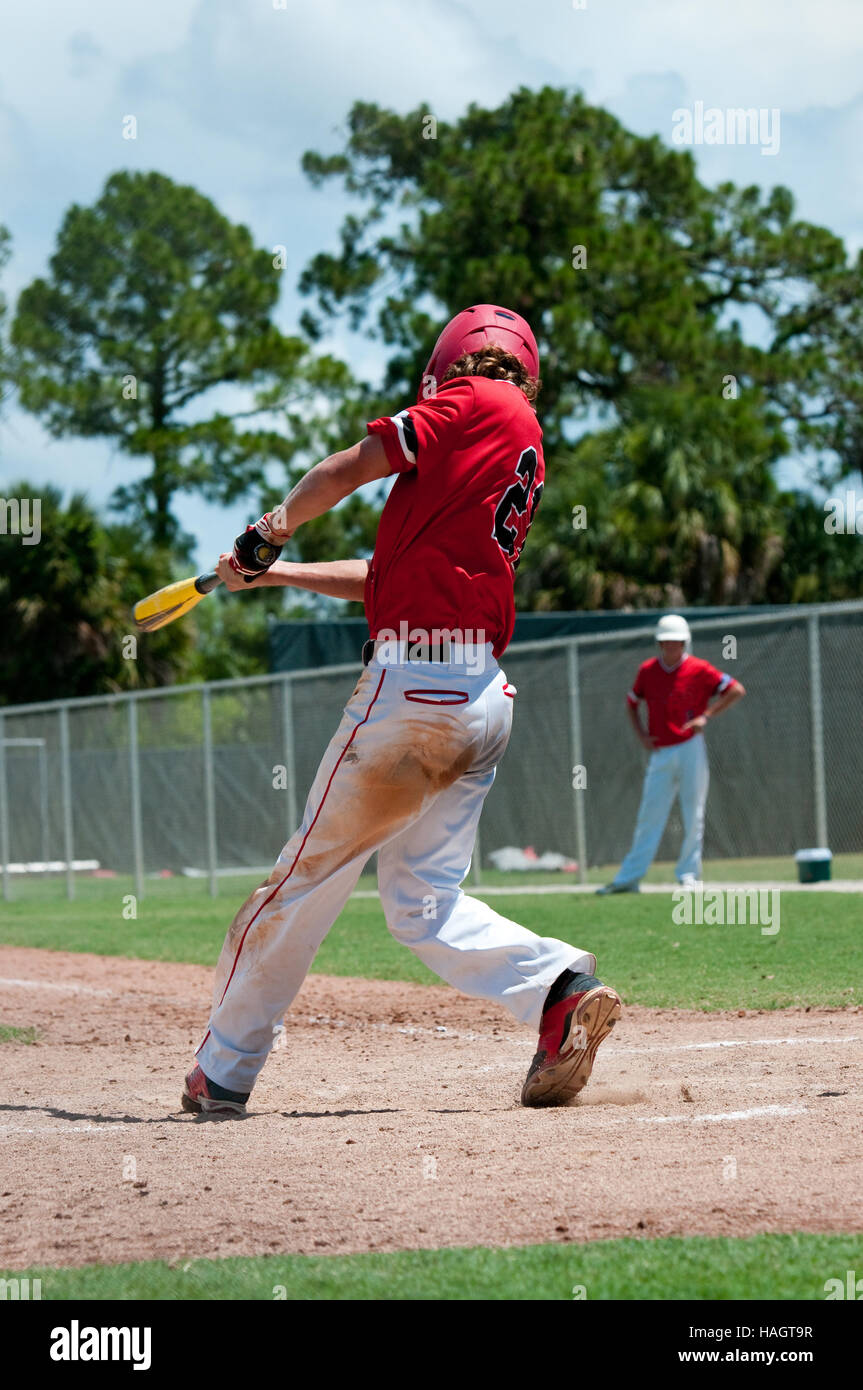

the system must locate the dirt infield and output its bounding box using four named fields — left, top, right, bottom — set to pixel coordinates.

left=1, top=946, right=861, bottom=1270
